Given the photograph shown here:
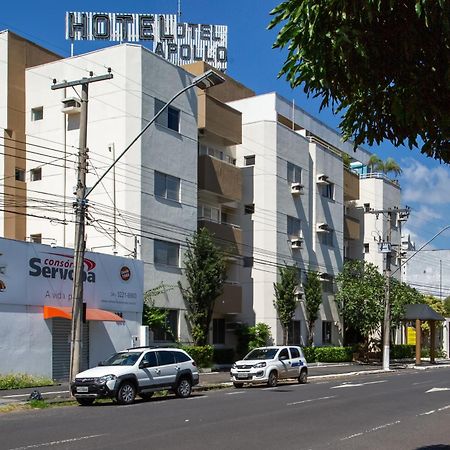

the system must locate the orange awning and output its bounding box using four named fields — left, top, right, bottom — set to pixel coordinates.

left=43, top=305, right=124, bottom=322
